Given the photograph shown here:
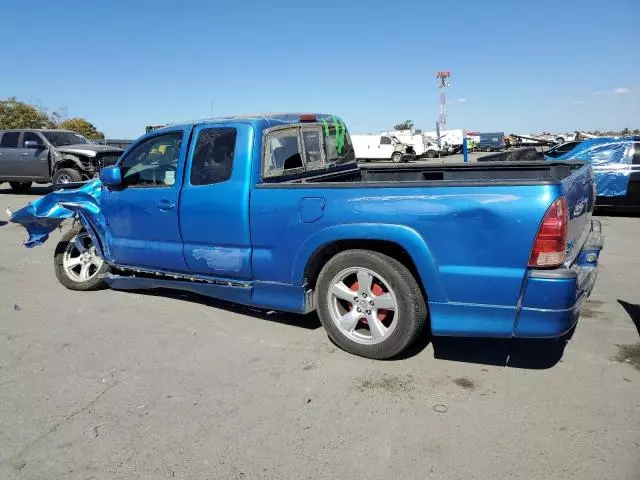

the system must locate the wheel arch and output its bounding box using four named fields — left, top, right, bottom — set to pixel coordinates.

left=293, top=224, right=446, bottom=302
left=53, top=155, right=88, bottom=174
